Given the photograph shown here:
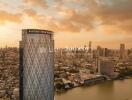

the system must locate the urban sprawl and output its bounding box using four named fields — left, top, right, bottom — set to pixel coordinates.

left=0, top=42, right=132, bottom=99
